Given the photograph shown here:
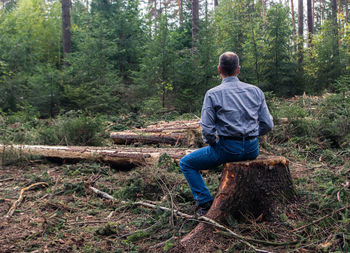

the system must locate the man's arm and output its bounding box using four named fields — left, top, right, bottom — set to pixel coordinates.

left=258, top=92, right=274, bottom=136
left=200, top=92, right=217, bottom=146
